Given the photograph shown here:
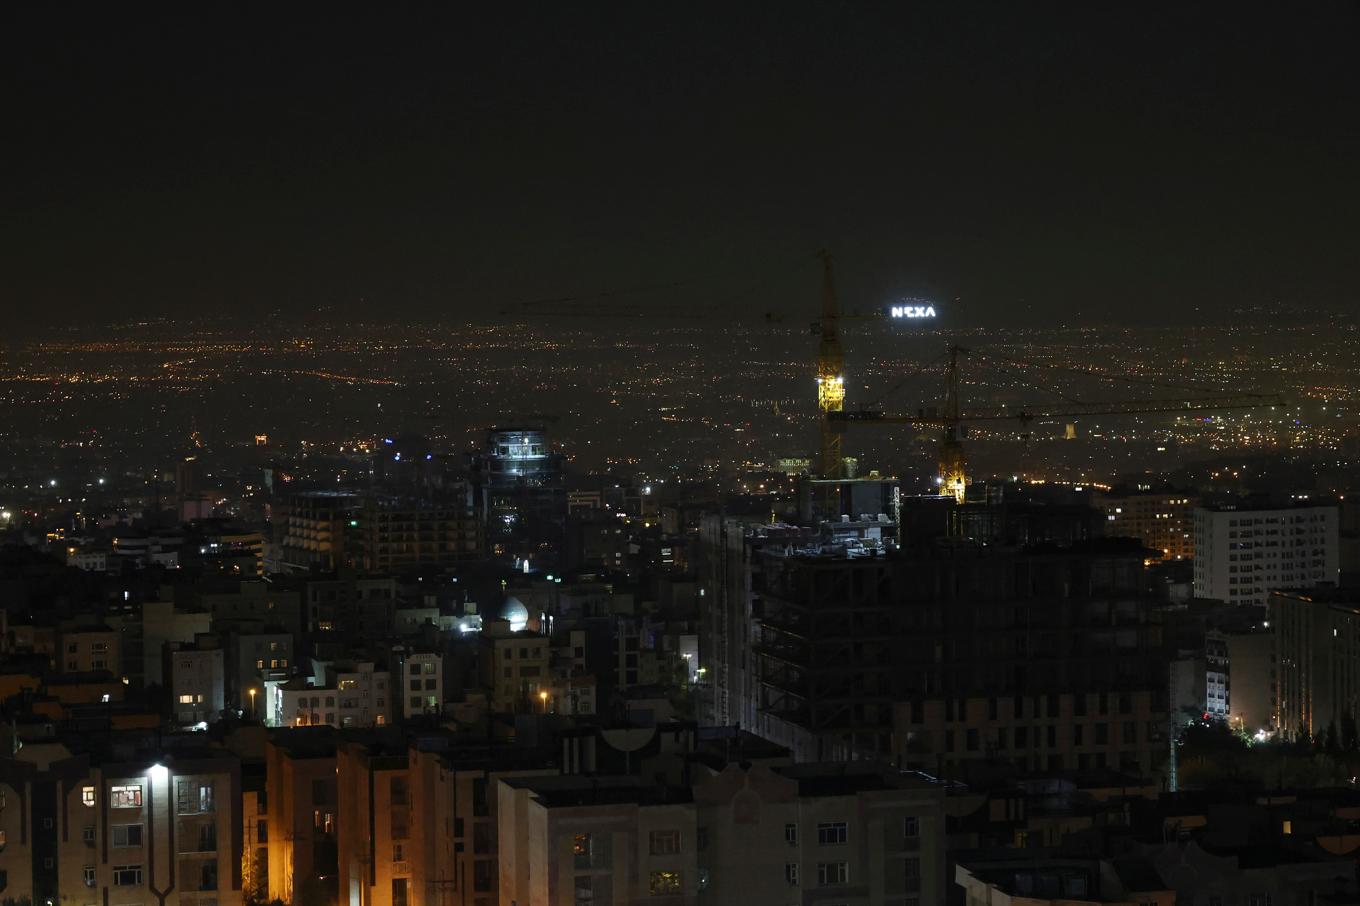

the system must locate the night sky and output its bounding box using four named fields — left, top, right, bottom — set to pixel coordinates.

left=6, top=3, right=1359, bottom=330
